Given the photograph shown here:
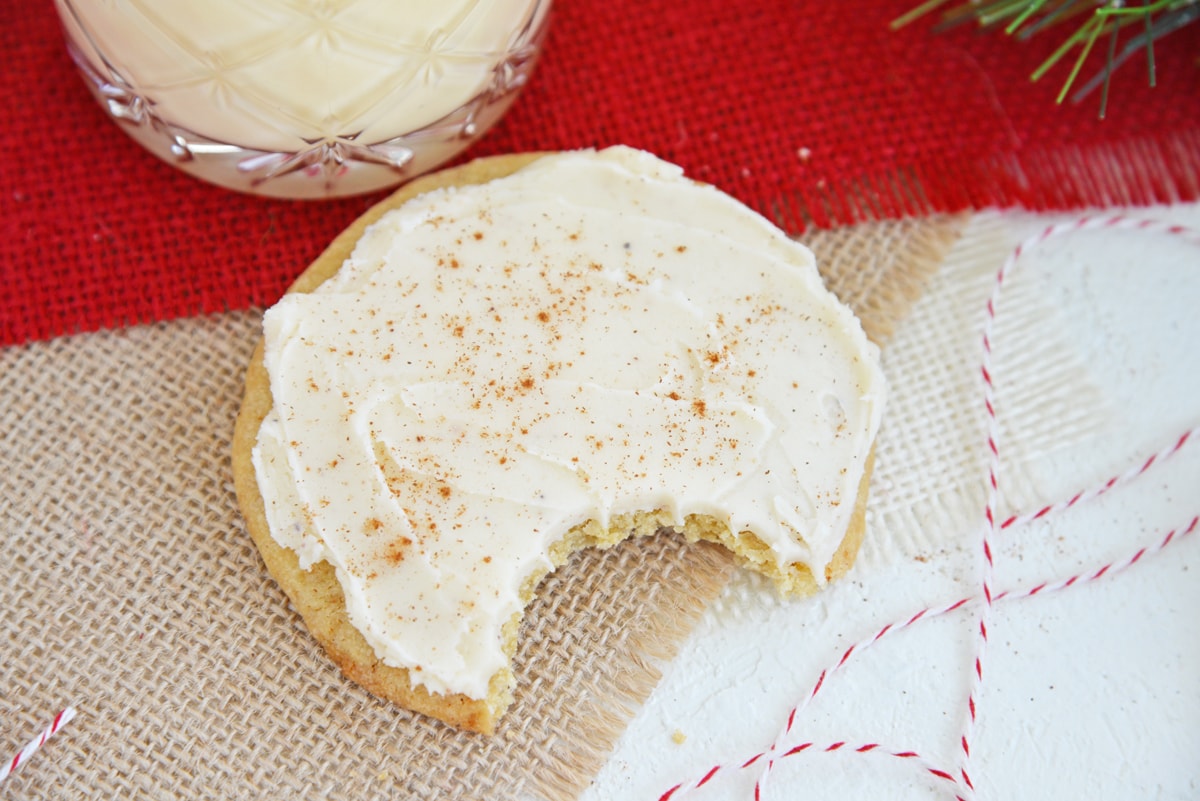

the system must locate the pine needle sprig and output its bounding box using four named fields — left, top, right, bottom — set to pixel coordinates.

left=892, top=0, right=1200, bottom=117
